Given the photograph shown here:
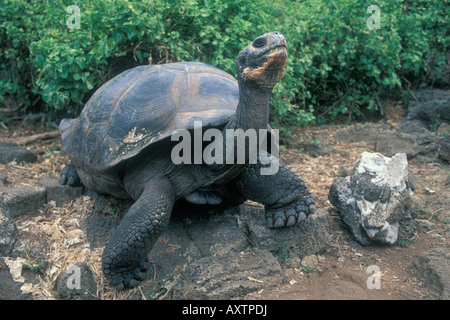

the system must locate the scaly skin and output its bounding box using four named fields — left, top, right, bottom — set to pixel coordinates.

left=101, top=179, right=175, bottom=289
left=236, top=158, right=316, bottom=228
left=100, top=157, right=315, bottom=288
